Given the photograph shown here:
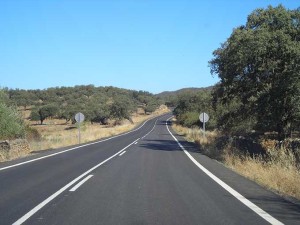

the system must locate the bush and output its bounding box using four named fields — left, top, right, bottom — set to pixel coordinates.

left=177, top=111, right=199, bottom=127
left=0, top=103, right=26, bottom=140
